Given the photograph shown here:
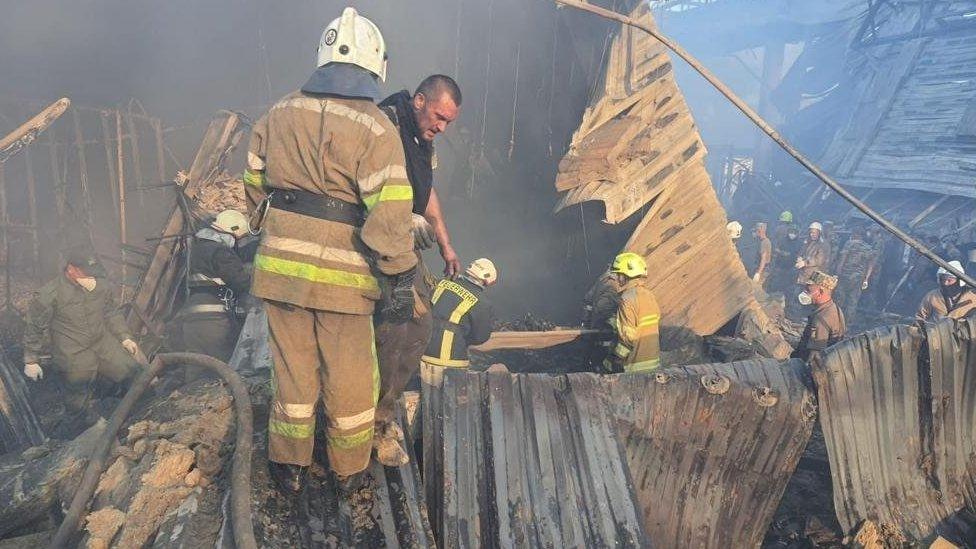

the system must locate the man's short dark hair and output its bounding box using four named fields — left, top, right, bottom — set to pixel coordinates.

left=415, top=75, right=462, bottom=106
